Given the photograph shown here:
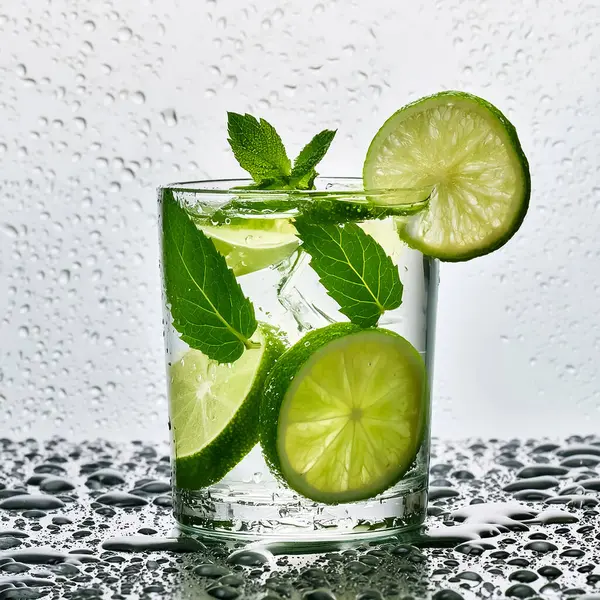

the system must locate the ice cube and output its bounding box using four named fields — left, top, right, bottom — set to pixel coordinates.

left=276, top=250, right=343, bottom=334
